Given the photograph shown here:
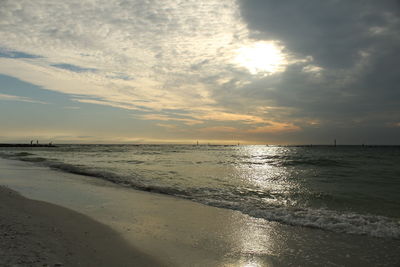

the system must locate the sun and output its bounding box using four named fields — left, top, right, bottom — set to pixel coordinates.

left=234, top=41, right=287, bottom=75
